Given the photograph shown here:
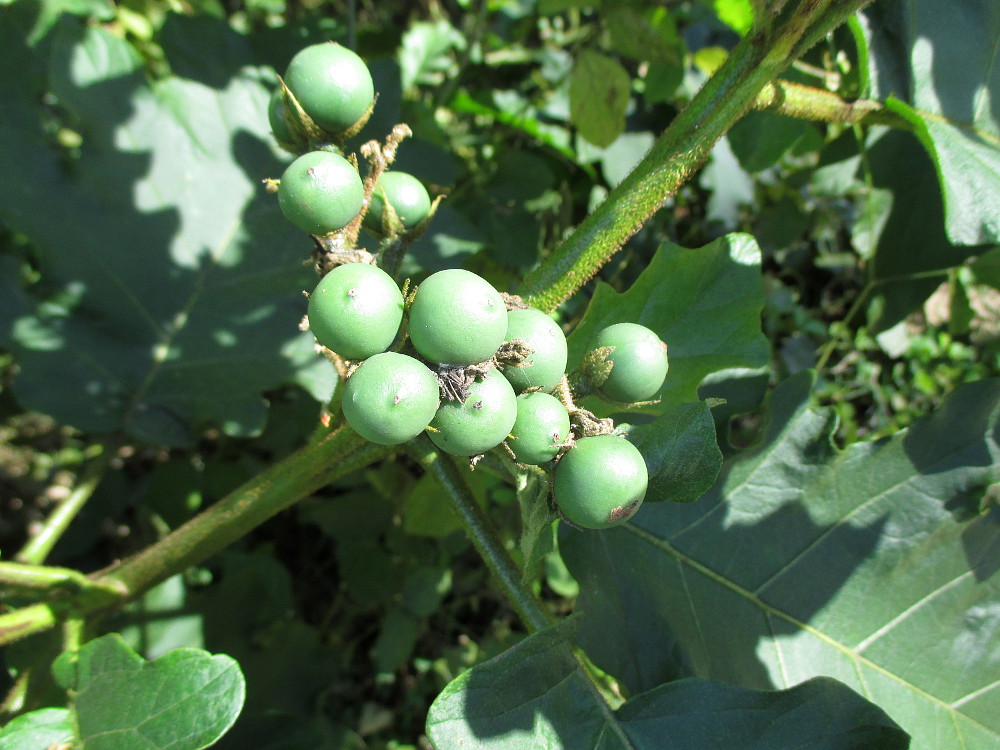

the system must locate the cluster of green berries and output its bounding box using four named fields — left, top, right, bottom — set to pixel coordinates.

left=268, top=42, right=432, bottom=238
left=306, top=263, right=668, bottom=530
left=268, top=41, right=669, bottom=530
